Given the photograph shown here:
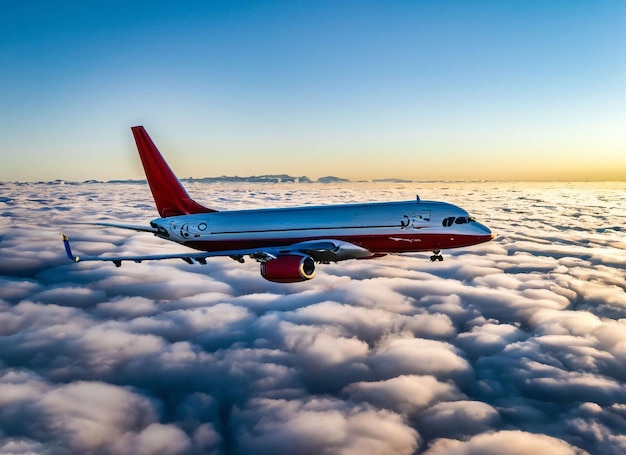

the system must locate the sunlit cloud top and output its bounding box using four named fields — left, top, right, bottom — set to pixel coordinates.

left=1, top=180, right=626, bottom=453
